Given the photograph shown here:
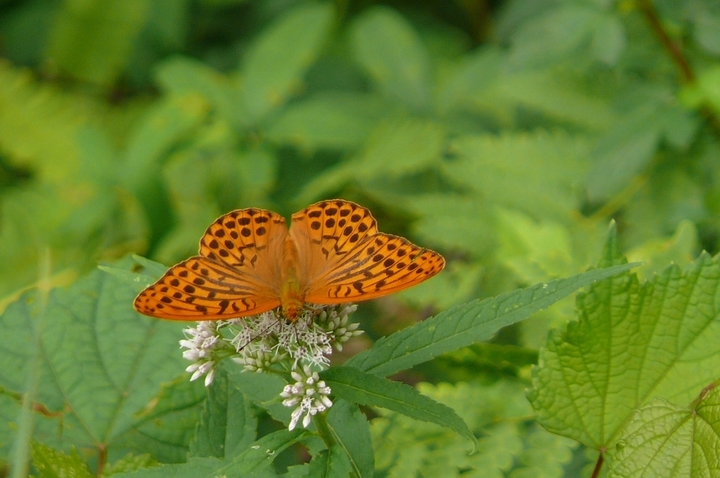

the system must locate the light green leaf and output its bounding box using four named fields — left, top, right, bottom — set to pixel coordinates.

left=217, top=428, right=305, bottom=476
left=529, top=225, right=720, bottom=452
left=224, top=363, right=291, bottom=425
left=242, top=4, right=333, bottom=123
left=590, top=13, right=625, bottom=65
left=326, top=400, right=374, bottom=478
left=609, top=385, right=720, bottom=478
left=346, top=257, right=636, bottom=378
left=322, top=366, right=474, bottom=444
left=350, top=6, right=431, bottom=111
